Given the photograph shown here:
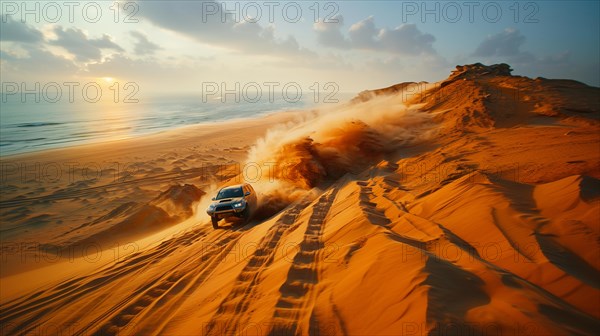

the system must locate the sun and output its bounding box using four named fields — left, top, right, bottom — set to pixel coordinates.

left=102, top=77, right=115, bottom=83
